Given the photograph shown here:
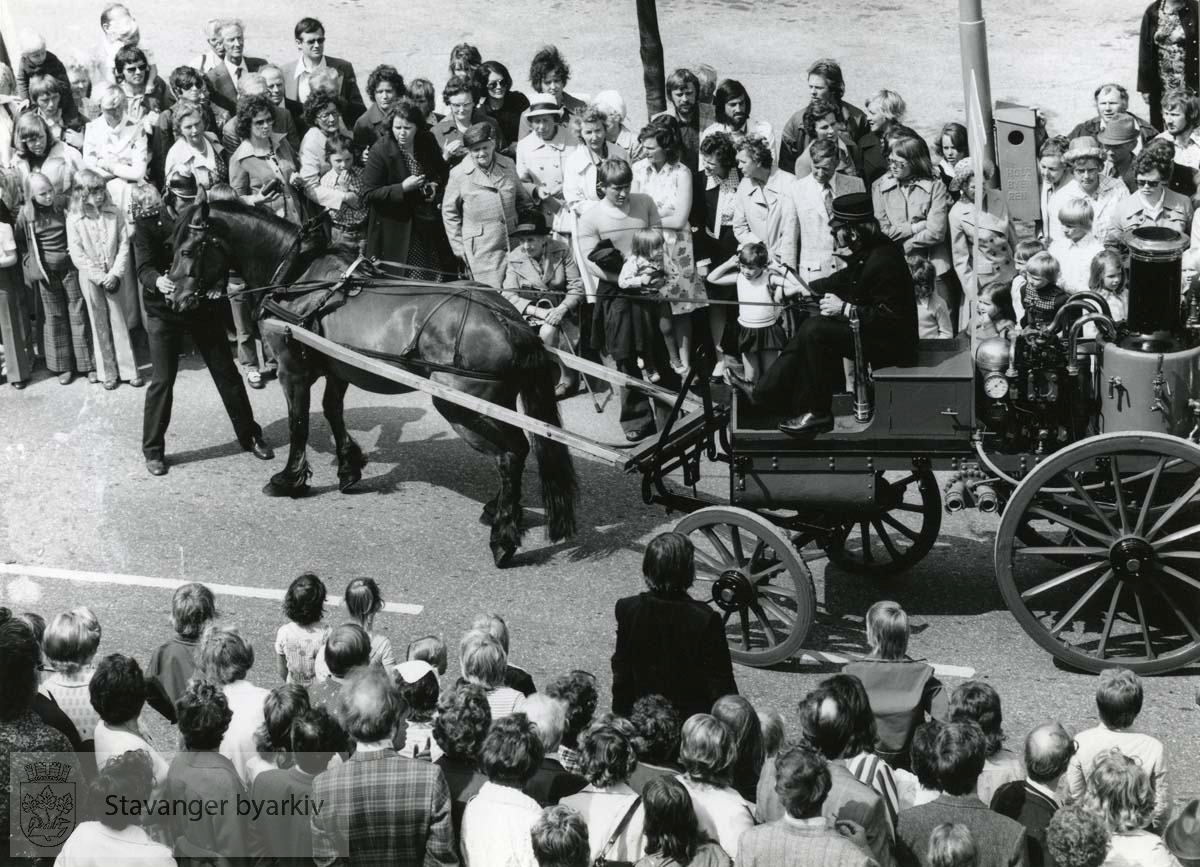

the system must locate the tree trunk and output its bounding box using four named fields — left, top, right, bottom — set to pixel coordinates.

left=636, top=0, right=666, bottom=117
